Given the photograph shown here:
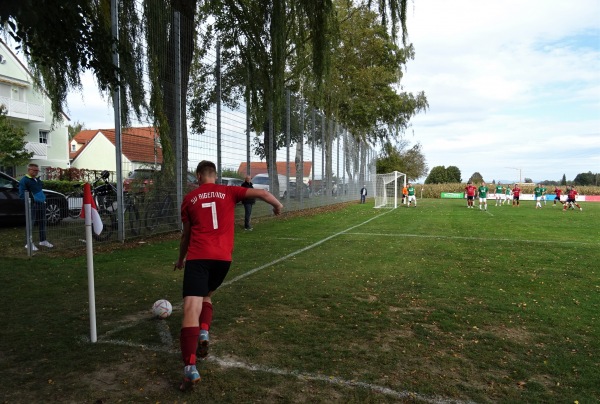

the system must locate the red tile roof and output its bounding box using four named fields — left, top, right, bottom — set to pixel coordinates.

left=70, top=127, right=163, bottom=164
left=238, top=161, right=312, bottom=178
